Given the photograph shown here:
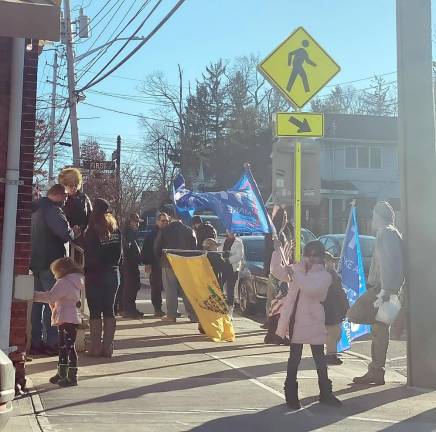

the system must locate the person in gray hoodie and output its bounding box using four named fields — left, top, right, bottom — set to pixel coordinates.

left=353, top=201, right=405, bottom=385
